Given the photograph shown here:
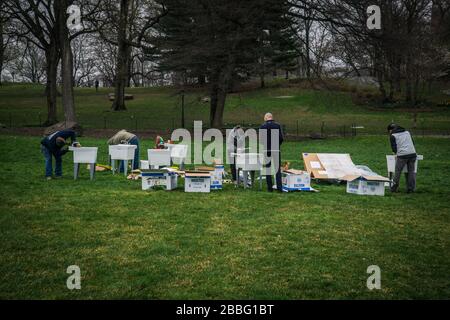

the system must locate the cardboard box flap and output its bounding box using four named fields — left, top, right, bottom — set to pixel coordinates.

left=302, top=153, right=328, bottom=179
left=343, top=174, right=390, bottom=182
left=284, top=169, right=308, bottom=175
left=195, top=166, right=215, bottom=172
left=185, top=171, right=211, bottom=178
